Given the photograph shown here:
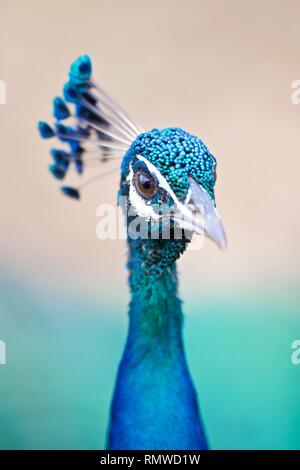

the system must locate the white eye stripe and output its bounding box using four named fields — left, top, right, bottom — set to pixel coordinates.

left=135, top=155, right=179, bottom=204
left=127, top=155, right=196, bottom=225
left=128, top=167, right=159, bottom=220
left=126, top=155, right=226, bottom=249
left=135, top=155, right=194, bottom=221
